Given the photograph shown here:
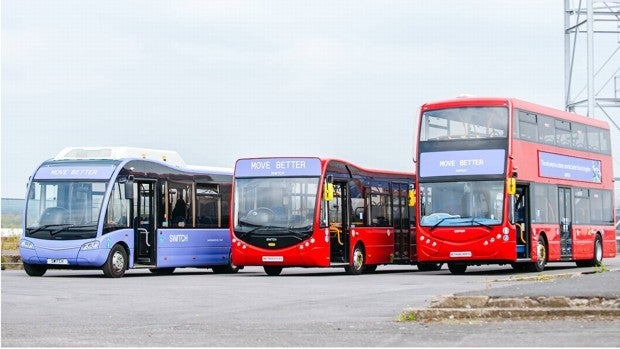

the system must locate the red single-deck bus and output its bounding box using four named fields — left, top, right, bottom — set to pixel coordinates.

left=415, top=97, right=616, bottom=274
left=230, top=157, right=423, bottom=276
